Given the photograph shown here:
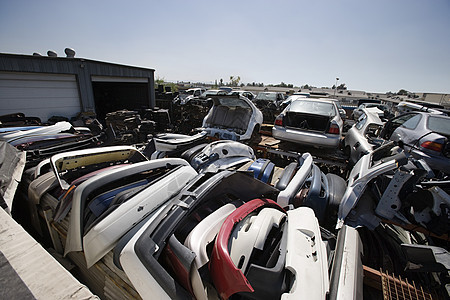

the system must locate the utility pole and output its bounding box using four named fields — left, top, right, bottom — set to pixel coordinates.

left=334, top=77, right=339, bottom=96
